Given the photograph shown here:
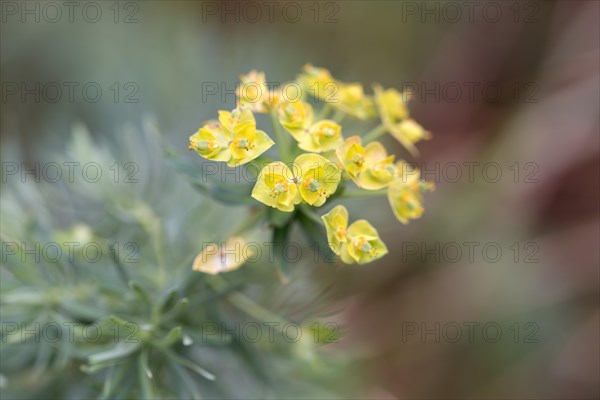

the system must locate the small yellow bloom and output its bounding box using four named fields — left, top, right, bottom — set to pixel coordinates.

left=237, top=70, right=270, bottom=112
left=373, top=85, right=430, bottom=156
left=299, top=64, right=338, bottom=101
left=387, top=161, right=435, bottom=224
left=336, top=136, right=397, bottom=190
left=189, top=122, right=231, bottom=162
left=373, top=84, right=410, bottom=126
left=251, top=161, right=302, bottom=212
left=321, top=205, right=348, bottom=255
left=295, top=153, right=341, bottom=207
left=190, top=108, right=274, bottom=166
left=218, top=108, right=256, bottom=134
left=336, top=136, right=366, bottom=180
left=299, top=120, right=343, bottom=153
left=321, top=205, right=388, bottom=264
left=251, top=154, right=341, bottom=211
left=332, top=83, right=376, bottom=120
left=192, top=236, right=252, bottom=274
left=236, top=71, right=287, bottom=112
left=278, top=100, right=314, bottom=141
left=227, top=123, right=274, bottom=167
left=278, top=99, right=344, bottom=153
left=389, top=119, right=432, bottom=157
